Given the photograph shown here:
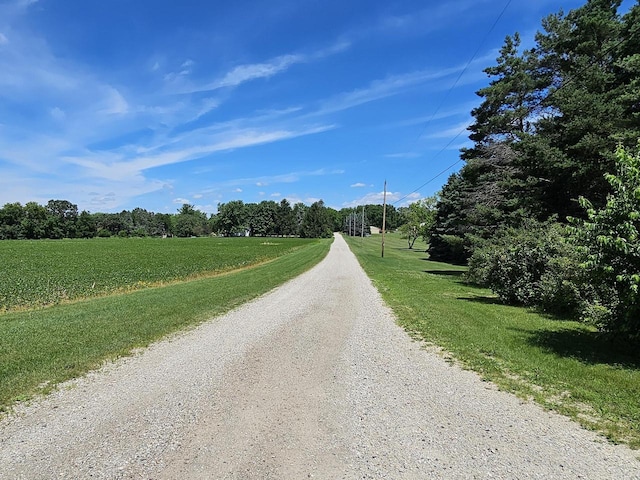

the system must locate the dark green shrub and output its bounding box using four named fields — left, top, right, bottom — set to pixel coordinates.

left=467, top=219, right=584, bottom=316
